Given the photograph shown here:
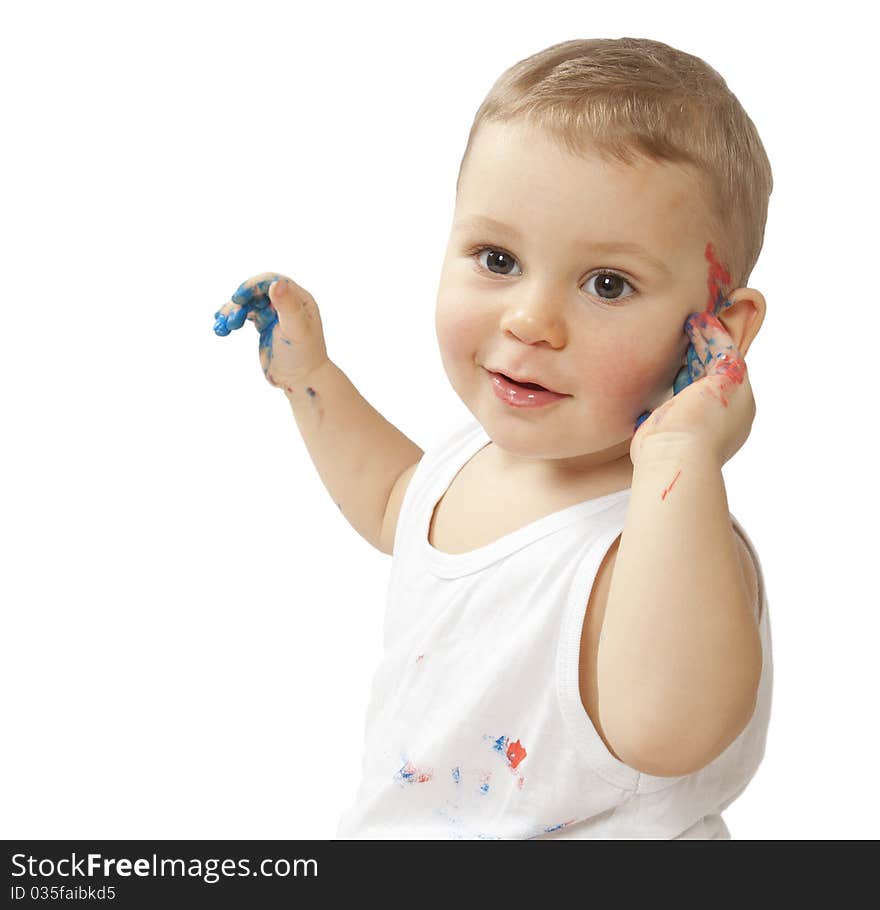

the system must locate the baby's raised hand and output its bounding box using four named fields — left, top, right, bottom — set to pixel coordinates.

left=630, top=305, right=754, bottom=468
left=214, top=273, right=329, bottom=391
